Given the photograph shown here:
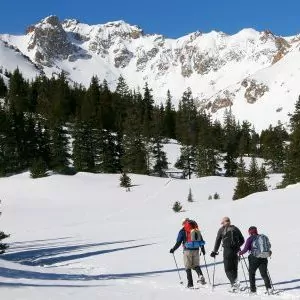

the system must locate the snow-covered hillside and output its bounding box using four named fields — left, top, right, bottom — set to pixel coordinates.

left=0, top=145, right=299, bottom=299
left=1, top=16, right=300, bottom=130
